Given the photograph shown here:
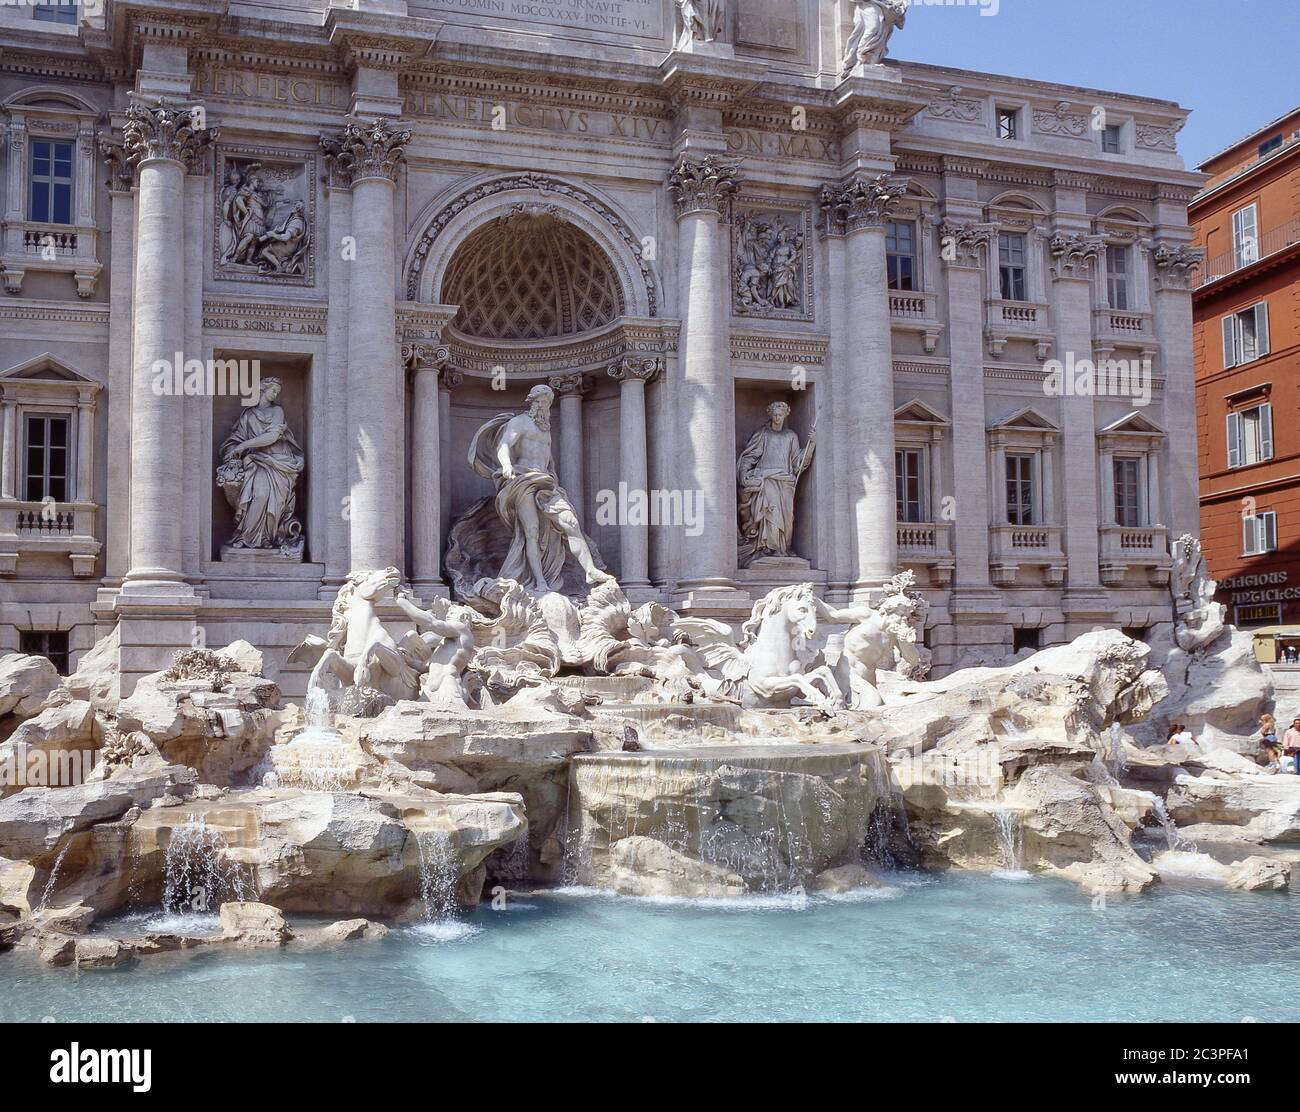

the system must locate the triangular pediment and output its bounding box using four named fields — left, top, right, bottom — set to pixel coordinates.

left=1100, top=411, right=1166, bottom=436
left=989, top=406, right=1059, bottom=433
left=894, top=399, right=950, bottom=425
left=0, top=353, right=98, bottom=386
